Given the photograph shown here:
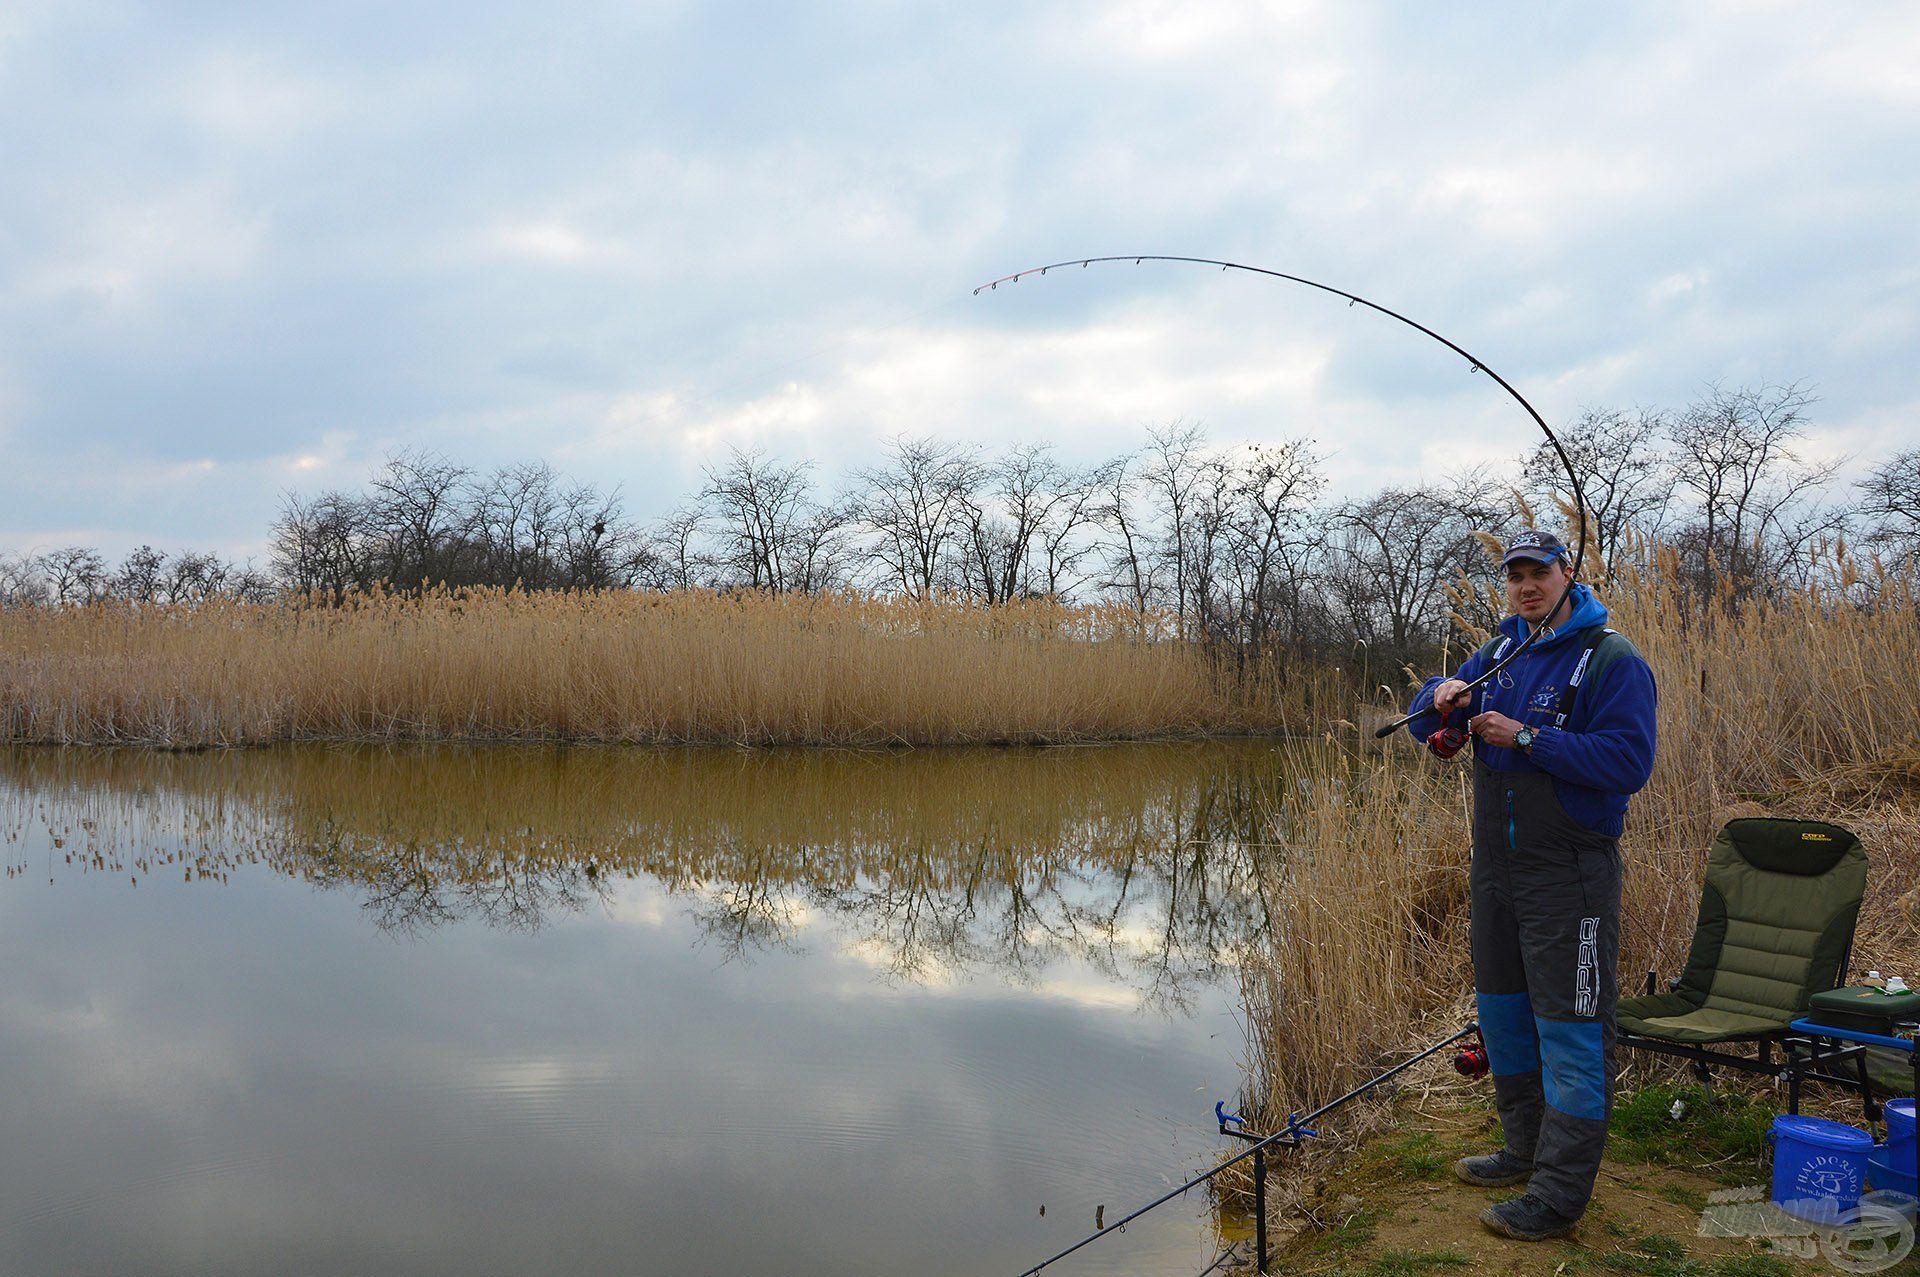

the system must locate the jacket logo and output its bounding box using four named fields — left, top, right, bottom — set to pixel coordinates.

left=1529, top=688, right=1558, bottom=710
